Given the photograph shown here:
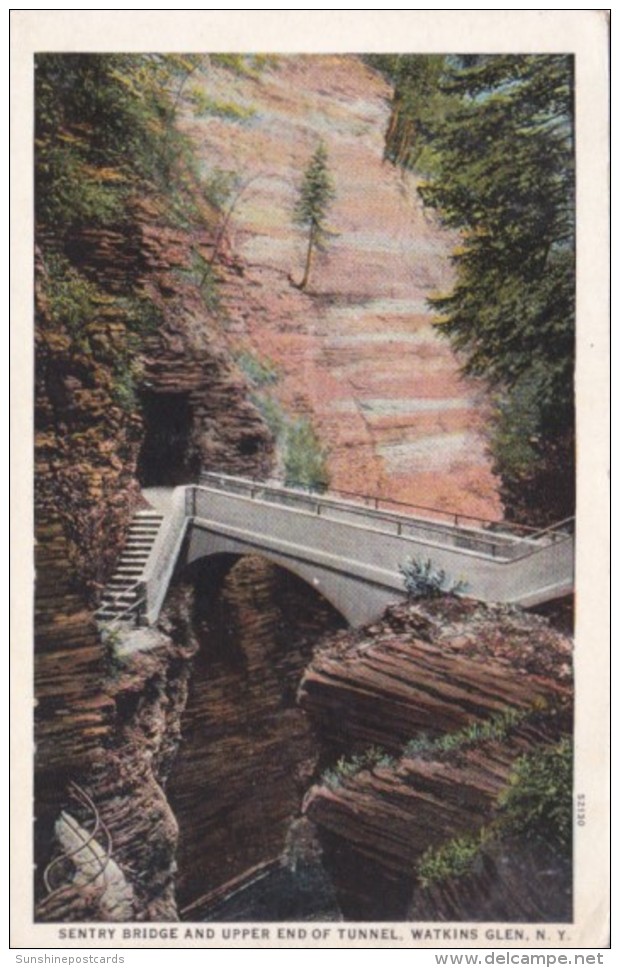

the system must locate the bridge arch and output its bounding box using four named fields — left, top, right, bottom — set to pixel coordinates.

left=184, top=526, right=406, bottom=627
left=182, top=548, right=350, bottom=628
